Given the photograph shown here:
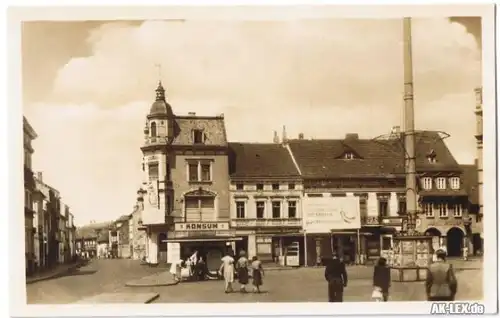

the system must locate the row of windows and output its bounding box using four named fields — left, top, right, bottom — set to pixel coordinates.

left=422, top=203, right=463, bottom=217
left=235, top=183, right=296, bottom=191
left=421, top=177, right=460, bottom=190
left=235, top=201, right=297, bottom=219
left=359, top=197, right=406, bottom=217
